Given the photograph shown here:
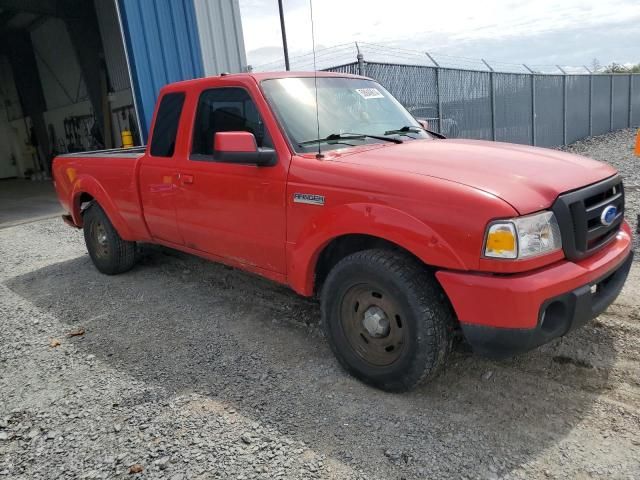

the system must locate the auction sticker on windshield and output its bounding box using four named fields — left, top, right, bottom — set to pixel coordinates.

left=355, top=88, right=384, bottom=99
